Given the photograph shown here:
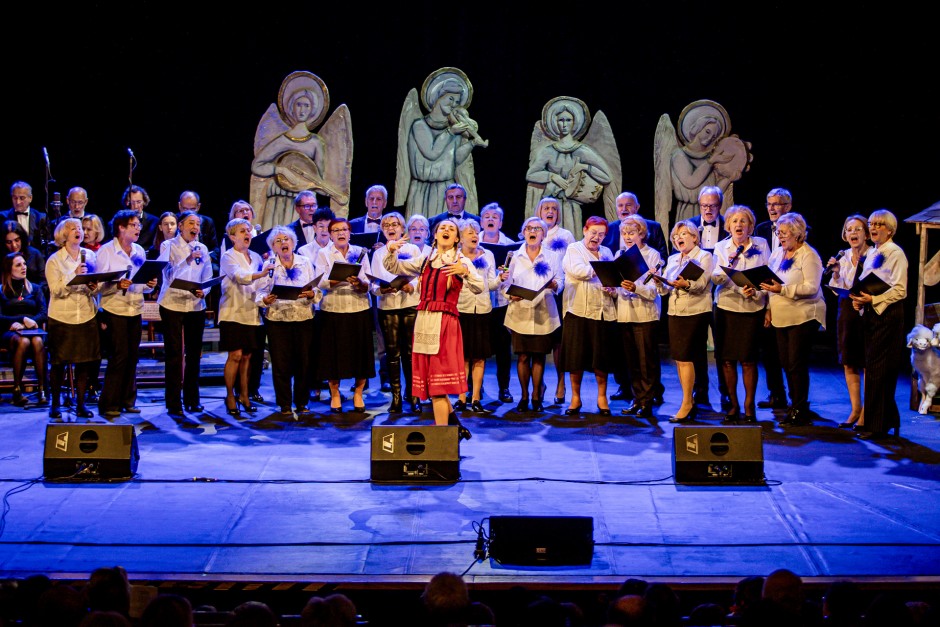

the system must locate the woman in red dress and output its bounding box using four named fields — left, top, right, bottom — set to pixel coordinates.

left=383, top=218, right=484, bottom=439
